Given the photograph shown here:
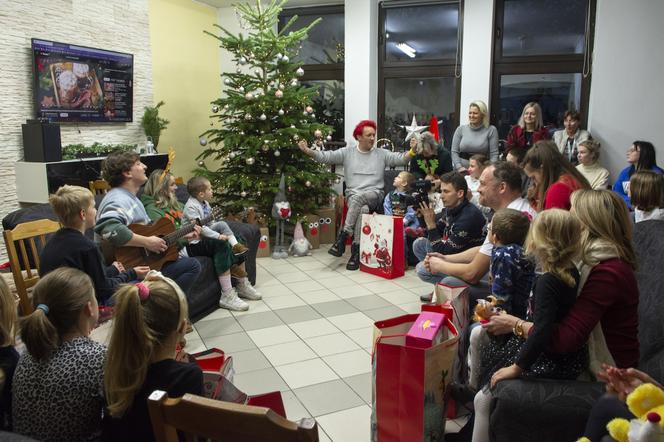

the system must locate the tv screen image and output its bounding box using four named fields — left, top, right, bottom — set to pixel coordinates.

left=32, top=39, right=133, bottom=123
